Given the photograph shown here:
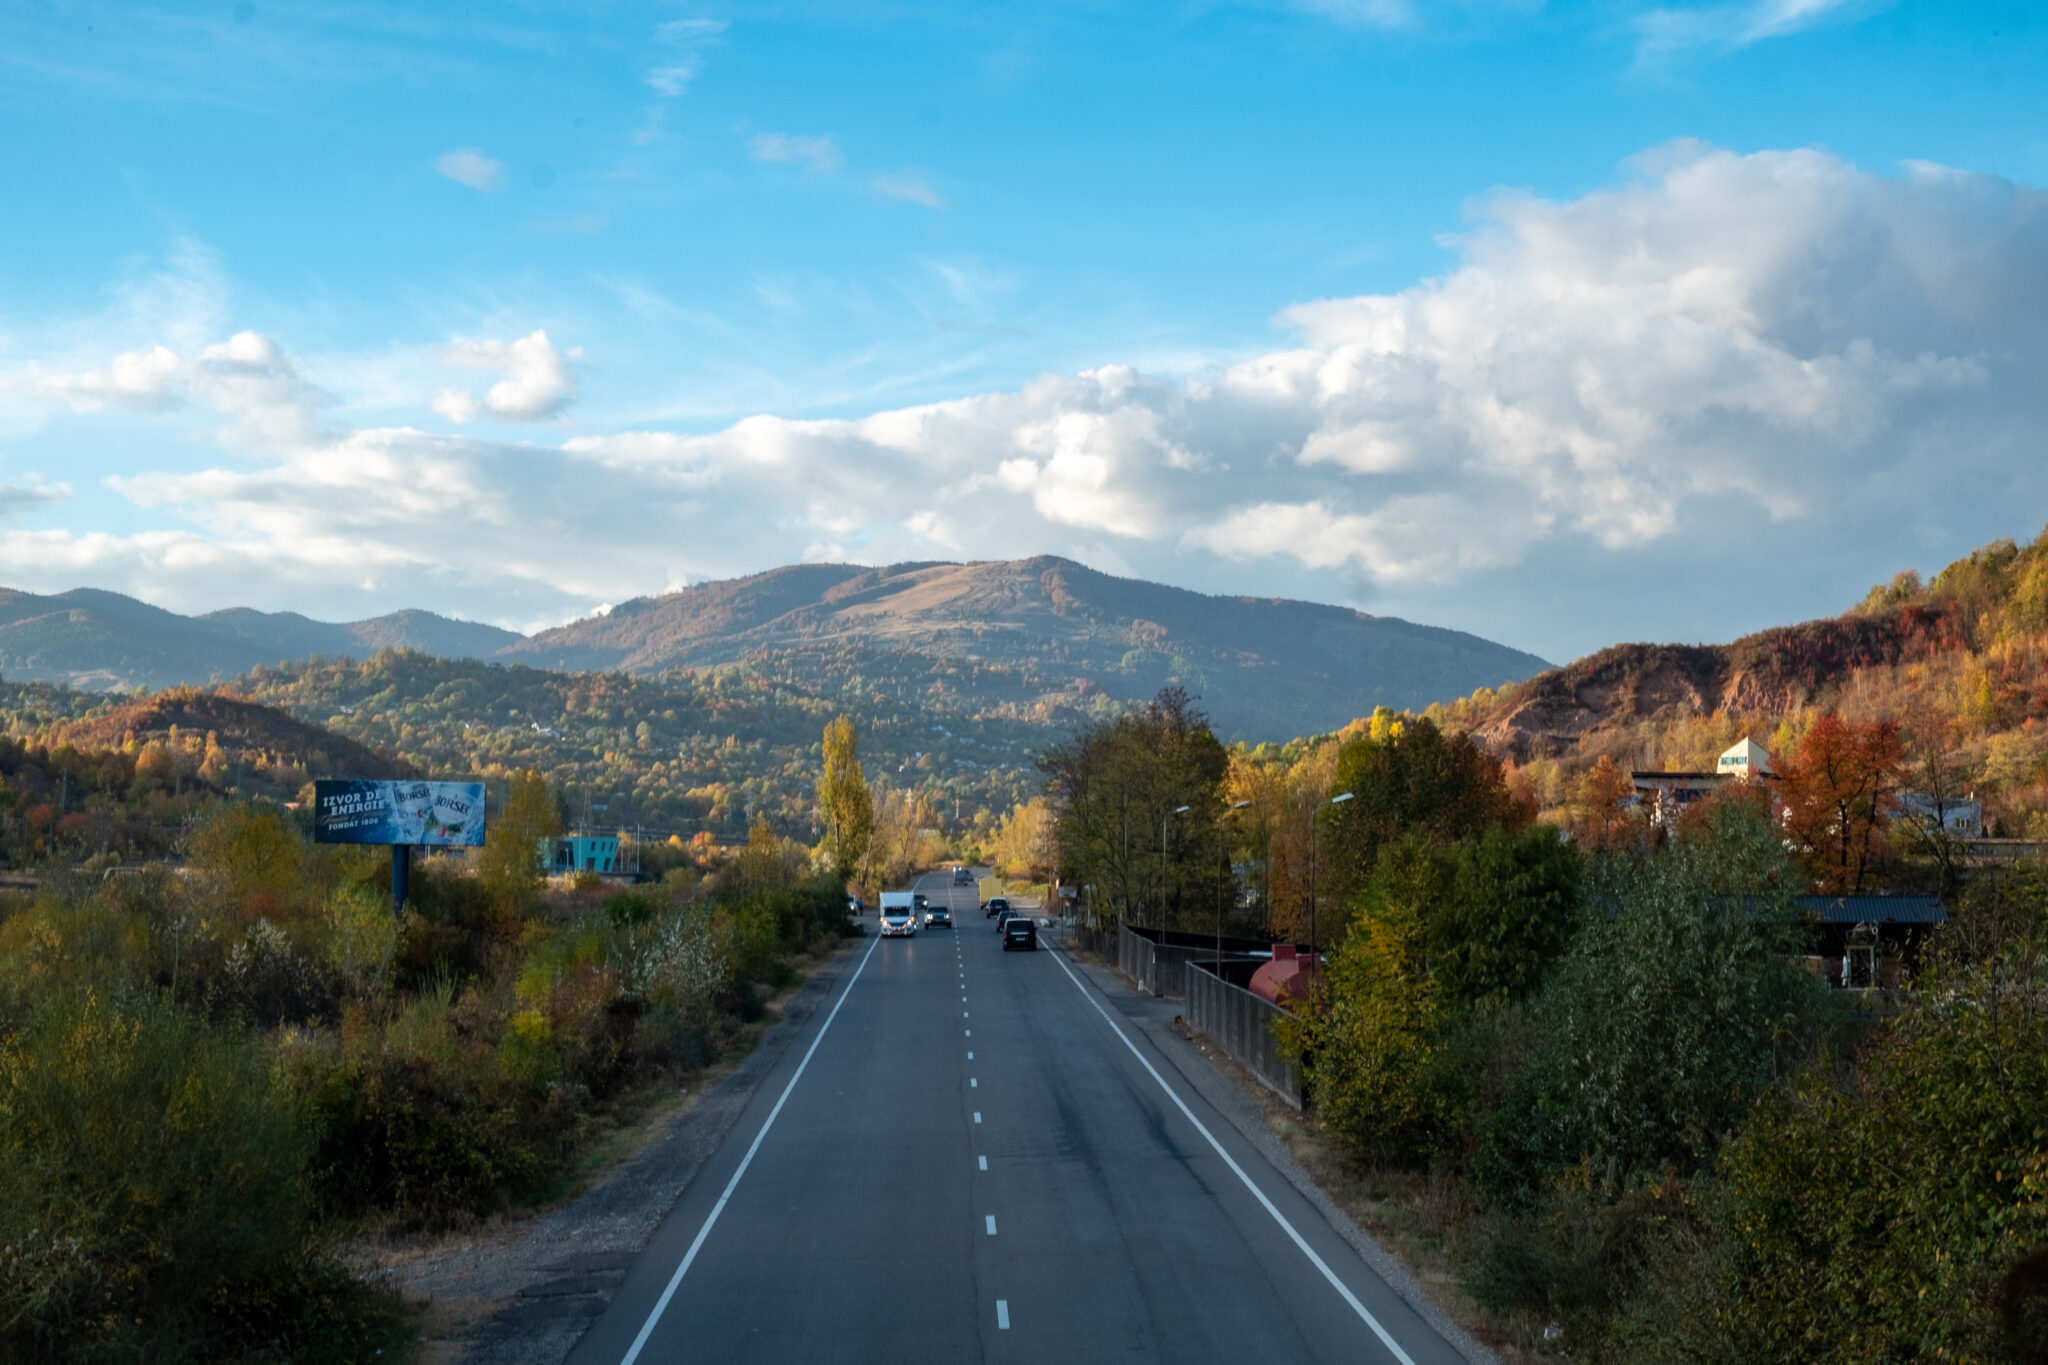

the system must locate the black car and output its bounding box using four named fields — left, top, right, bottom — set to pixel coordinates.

left=993, top=906, right=1021, bottom=933
left=983, top=896, right=1010, bottom=919
left=1001, top=916, right=1037, bottom=951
